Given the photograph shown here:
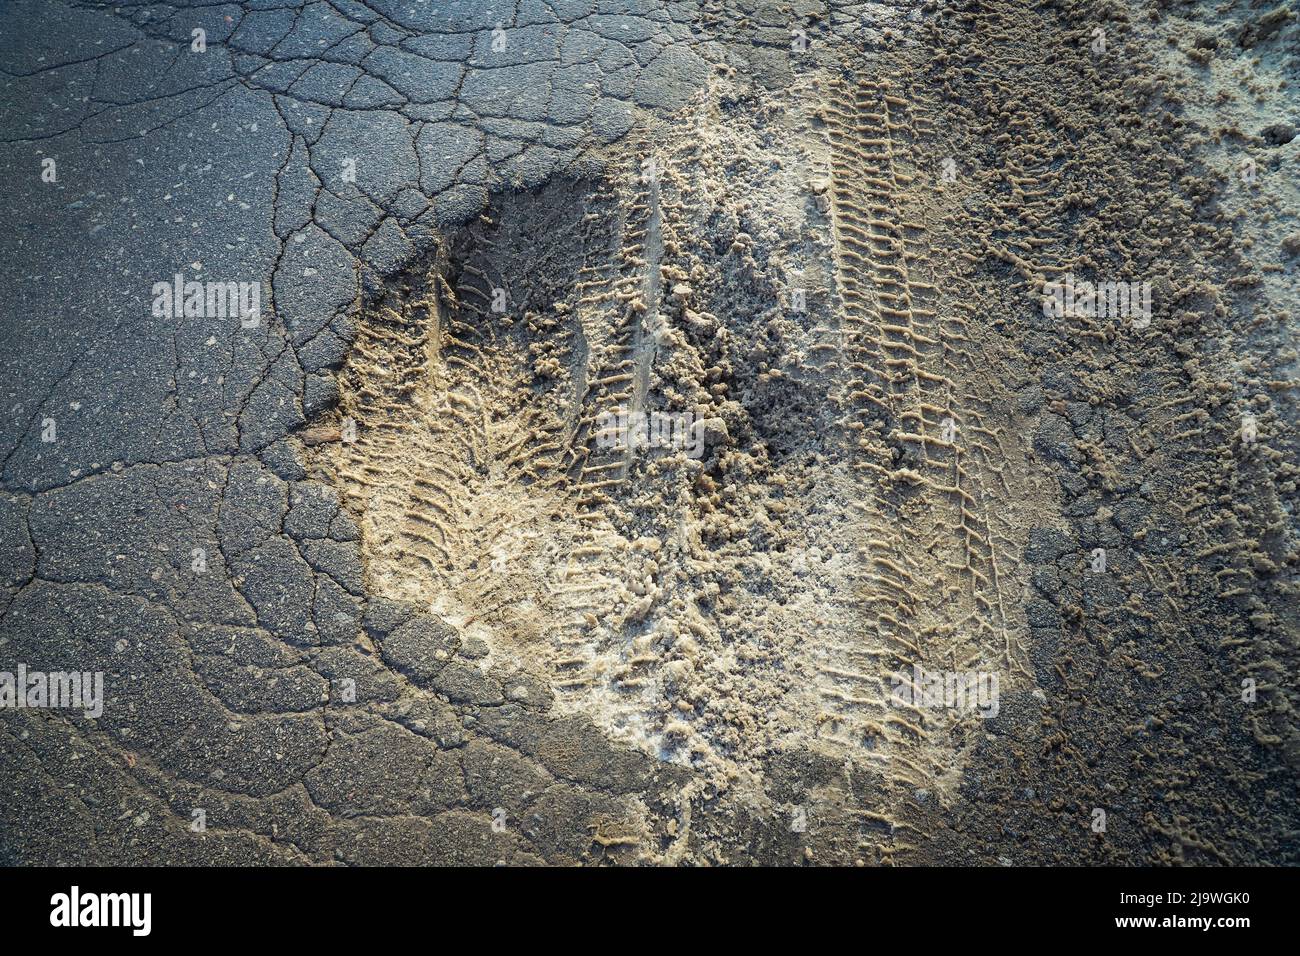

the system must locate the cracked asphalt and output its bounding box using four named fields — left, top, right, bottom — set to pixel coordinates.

left=1, top=0, right=1297, bottom=866
left=0, top=0, right=830, bottom=865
